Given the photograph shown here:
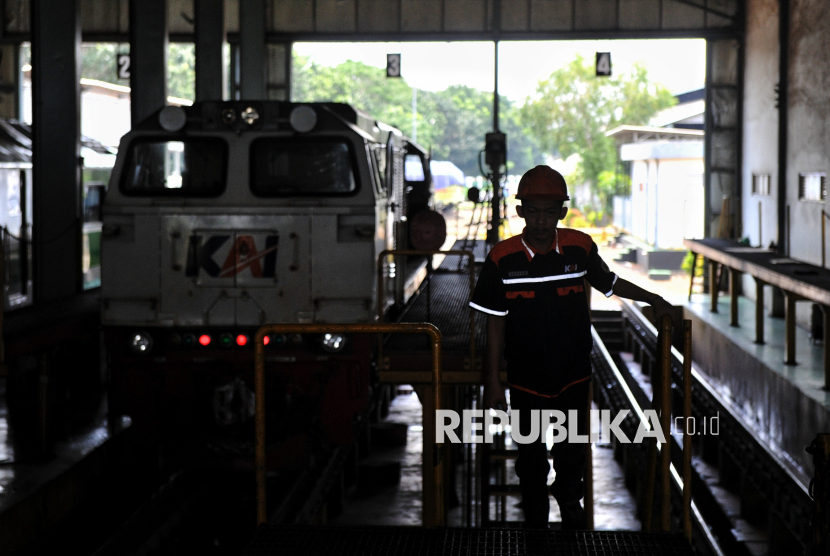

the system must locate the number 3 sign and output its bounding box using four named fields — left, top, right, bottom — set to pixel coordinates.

left=387, top=54, right=401, bottom=78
